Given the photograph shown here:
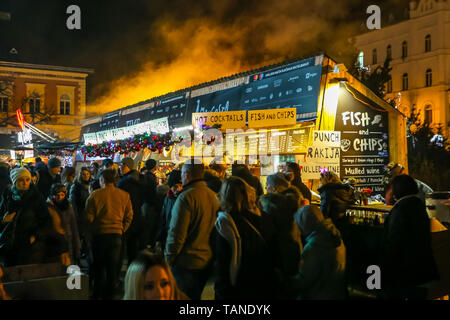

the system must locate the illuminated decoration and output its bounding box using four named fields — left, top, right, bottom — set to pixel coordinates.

left=84, top=117, right=169, bottom=145
left=81, top=131, right=182, bottom=158
left=16, top=109, right=25, bottom=130
left=18, top=128, right=33, bottom=144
